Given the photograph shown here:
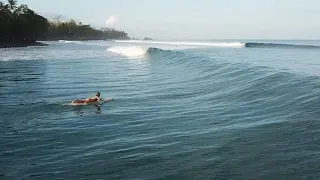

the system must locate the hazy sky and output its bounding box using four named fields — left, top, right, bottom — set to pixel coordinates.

left=19, top=0, right=320, bottom=39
